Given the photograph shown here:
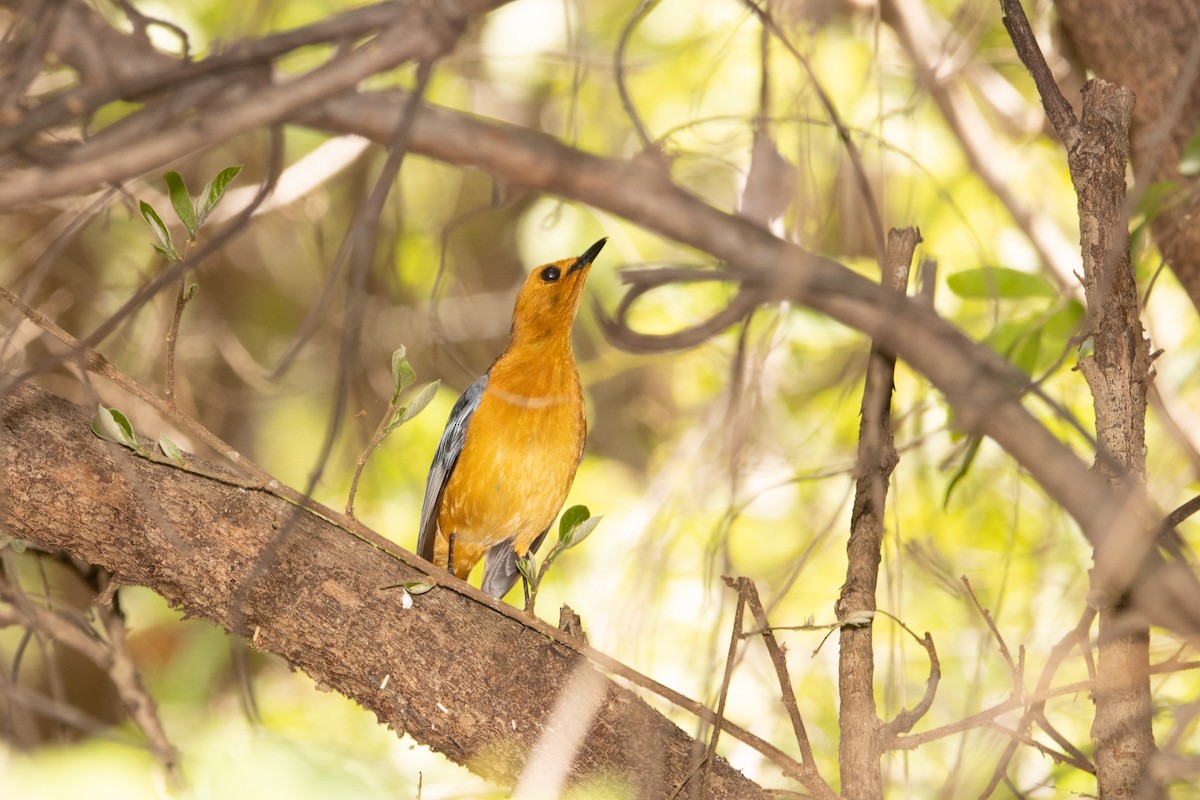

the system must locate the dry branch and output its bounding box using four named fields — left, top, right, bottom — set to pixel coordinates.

left=1002, top=1, right=1158, bottom=795
left=835, top=226, right=918, bottom=800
